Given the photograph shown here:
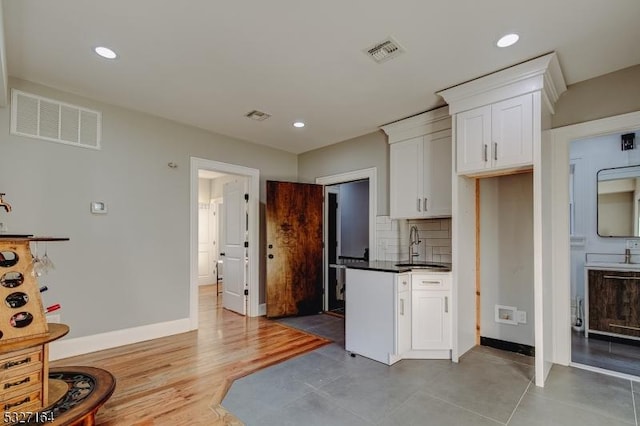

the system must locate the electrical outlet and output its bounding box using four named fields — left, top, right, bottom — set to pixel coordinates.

left=627, top=240, right=640, bottom=250
left=517, top=311, right=527, bottom=324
